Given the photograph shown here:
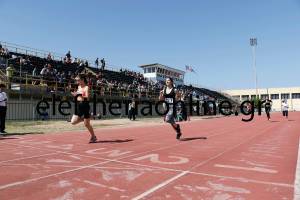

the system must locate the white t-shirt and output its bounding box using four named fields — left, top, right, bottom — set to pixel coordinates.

left=0, top=92, right=8, bottom=107
left=282, top=102, right=289, bottom=111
